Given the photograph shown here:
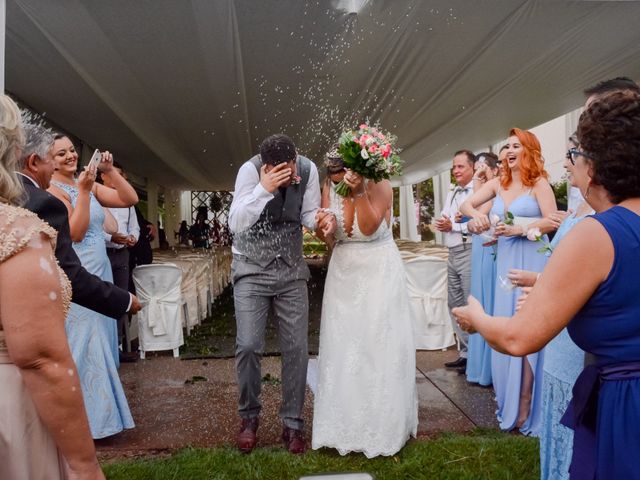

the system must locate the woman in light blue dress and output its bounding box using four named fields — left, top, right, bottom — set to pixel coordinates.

left=510, top=136, right=594, bottom=479
left=466, top=152, right=500, bottom=386
left=460, top=128, right=558, bottom=435
left=49, top=135, right=138, bottom=438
